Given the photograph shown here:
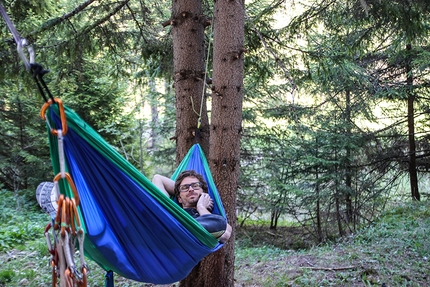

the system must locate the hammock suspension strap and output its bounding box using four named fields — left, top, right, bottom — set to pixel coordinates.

left=0, top=1, right=55, bottom=103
